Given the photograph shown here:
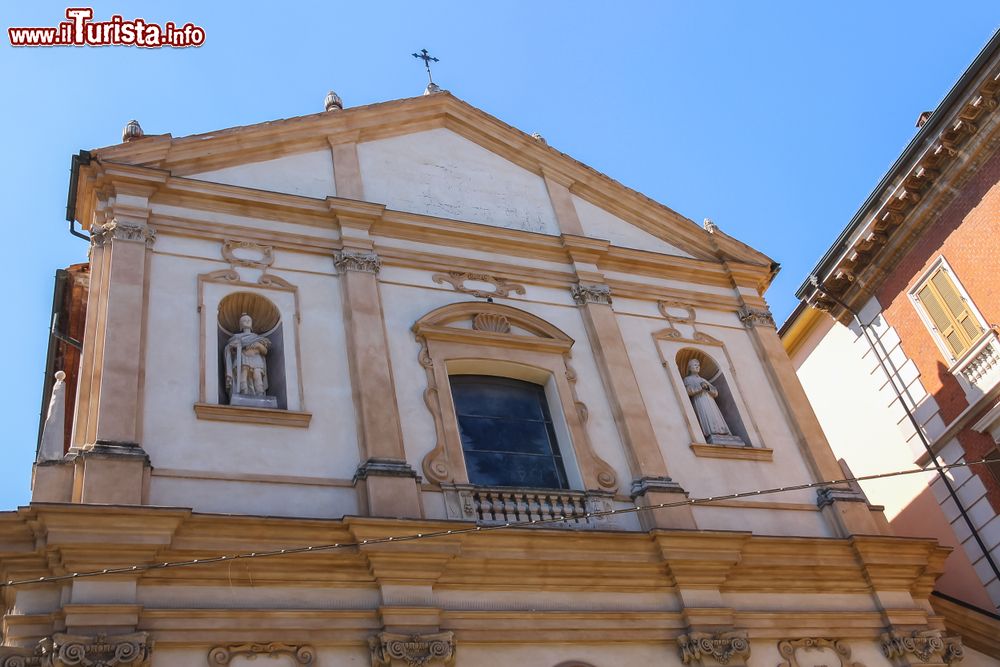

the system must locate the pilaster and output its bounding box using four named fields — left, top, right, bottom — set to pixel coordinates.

left=332, top=202, right=422, bottom=519
left=560, top=234, right=695, bottom=530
